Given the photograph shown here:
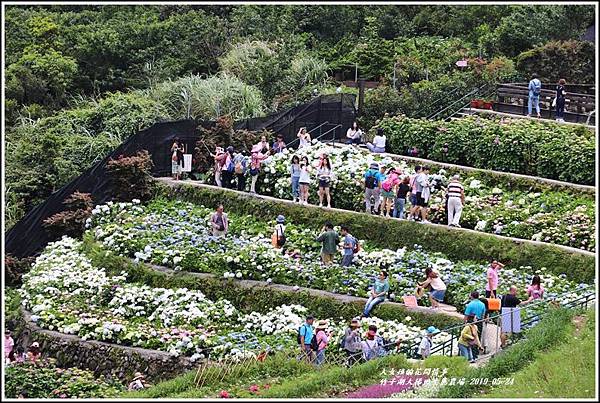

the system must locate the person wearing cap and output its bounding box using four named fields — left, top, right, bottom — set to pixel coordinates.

left=314, top=319, right=330, bottom=365
left=366, top=128, right=386, bottom=153
left=418, top=326, right=439, bottom=359
left=26, top=342, right=41, bottom=362
left=486, top=260, right=504, bottom=298
left=128, top=372, right=150, bottom=391
left=298, top=315, right=315, bottom=362
left=272, top=215, right=286, bottom=250
left=363, top=162, right=384, bottom=214
left=446, top=174, right=465, bottom=227
left=343, top=318, right=363, bottom=366
left=272, top=134, right=286, bottom=154
left=211, top=204, right=229, bottom=237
